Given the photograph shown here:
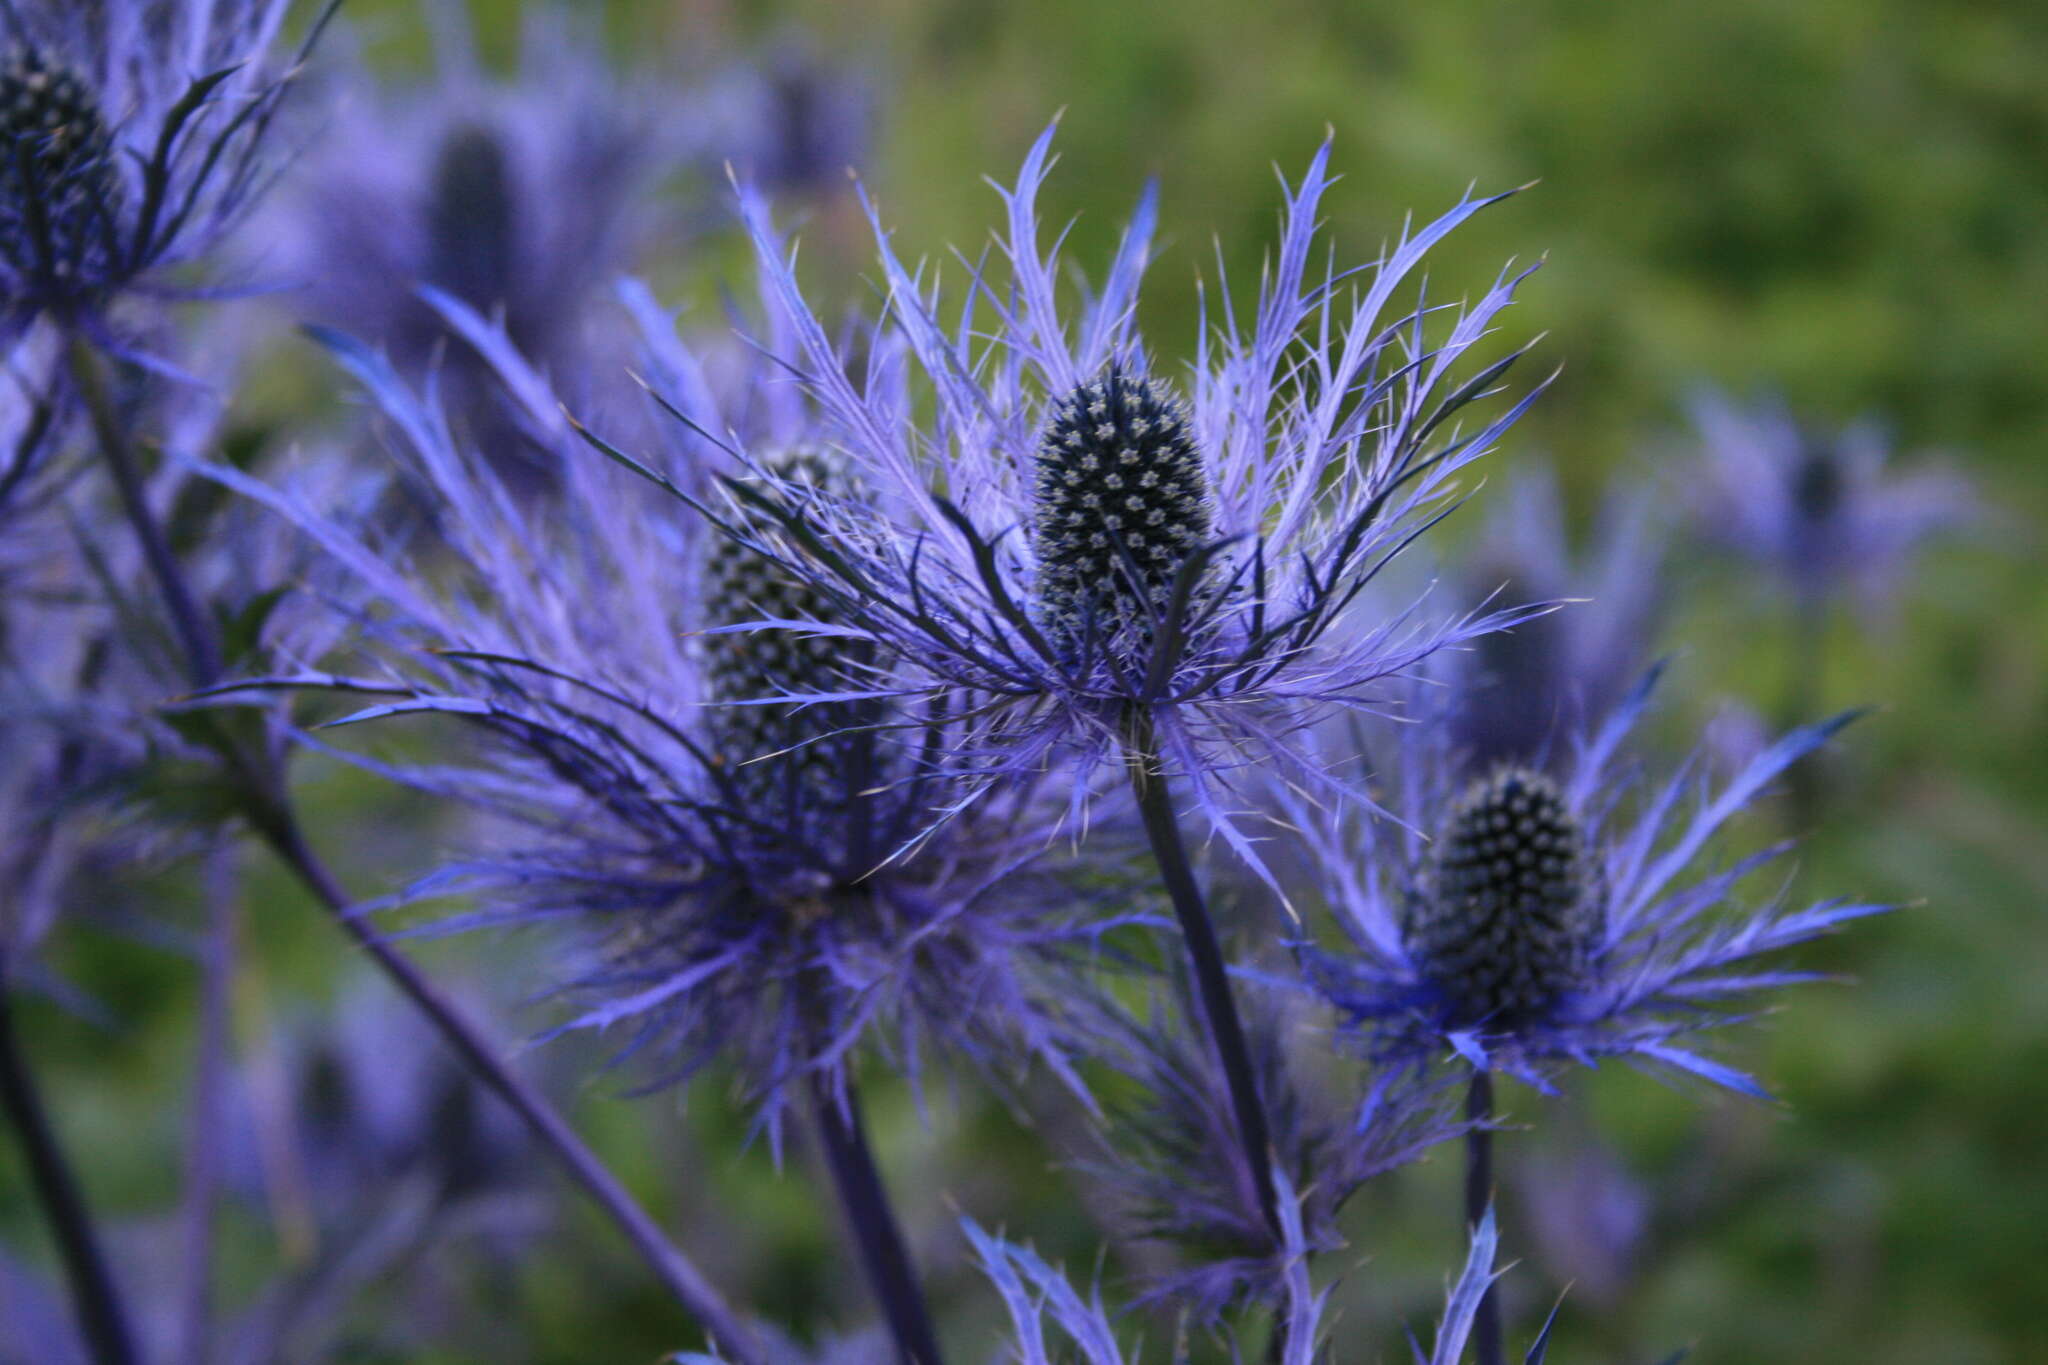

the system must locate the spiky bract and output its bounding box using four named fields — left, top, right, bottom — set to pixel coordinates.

left=1408, top=767, right=1597, bottom=1028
